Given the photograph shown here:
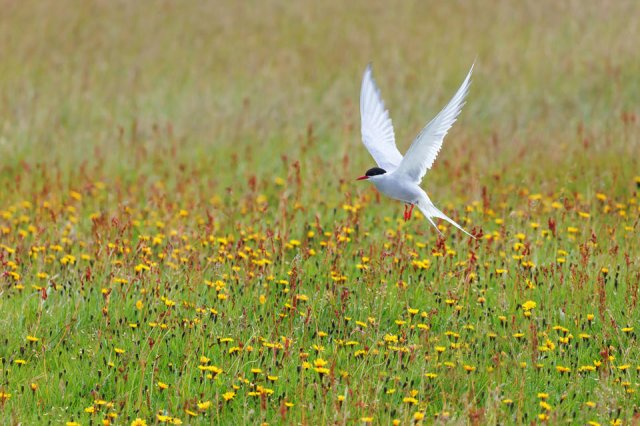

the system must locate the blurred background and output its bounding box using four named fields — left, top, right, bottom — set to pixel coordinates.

left=1, top=0, right=638, bottom=200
